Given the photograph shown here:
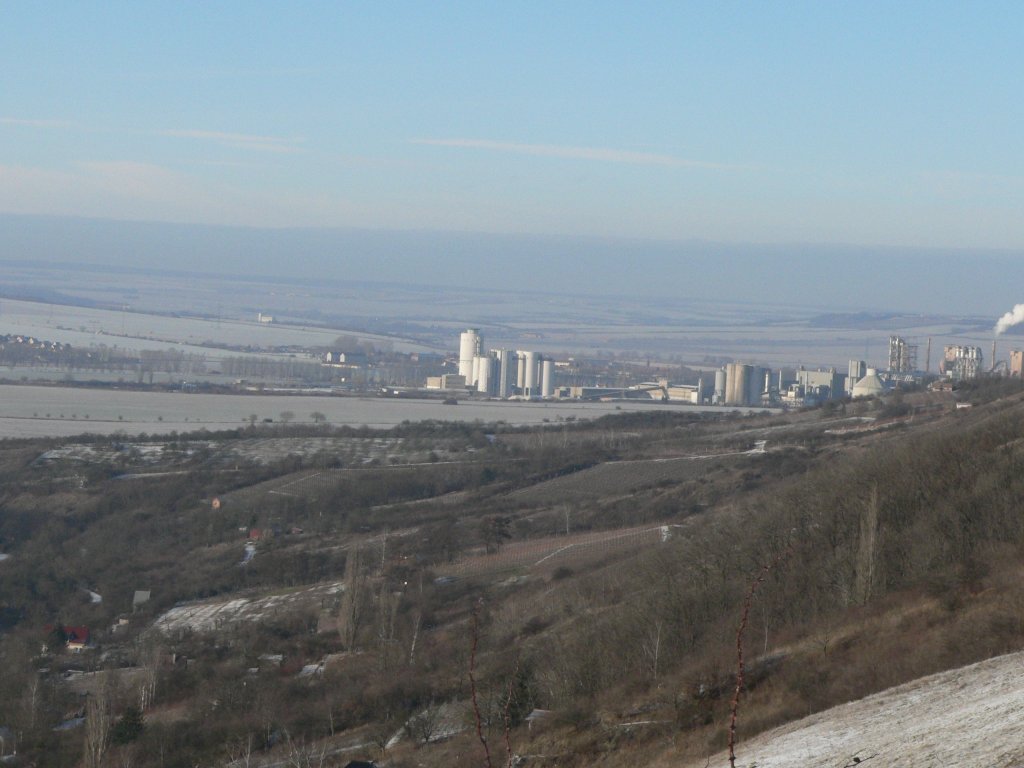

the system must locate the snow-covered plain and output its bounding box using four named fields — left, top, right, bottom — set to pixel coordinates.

left=703, top=650, right=1024, bottom=768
